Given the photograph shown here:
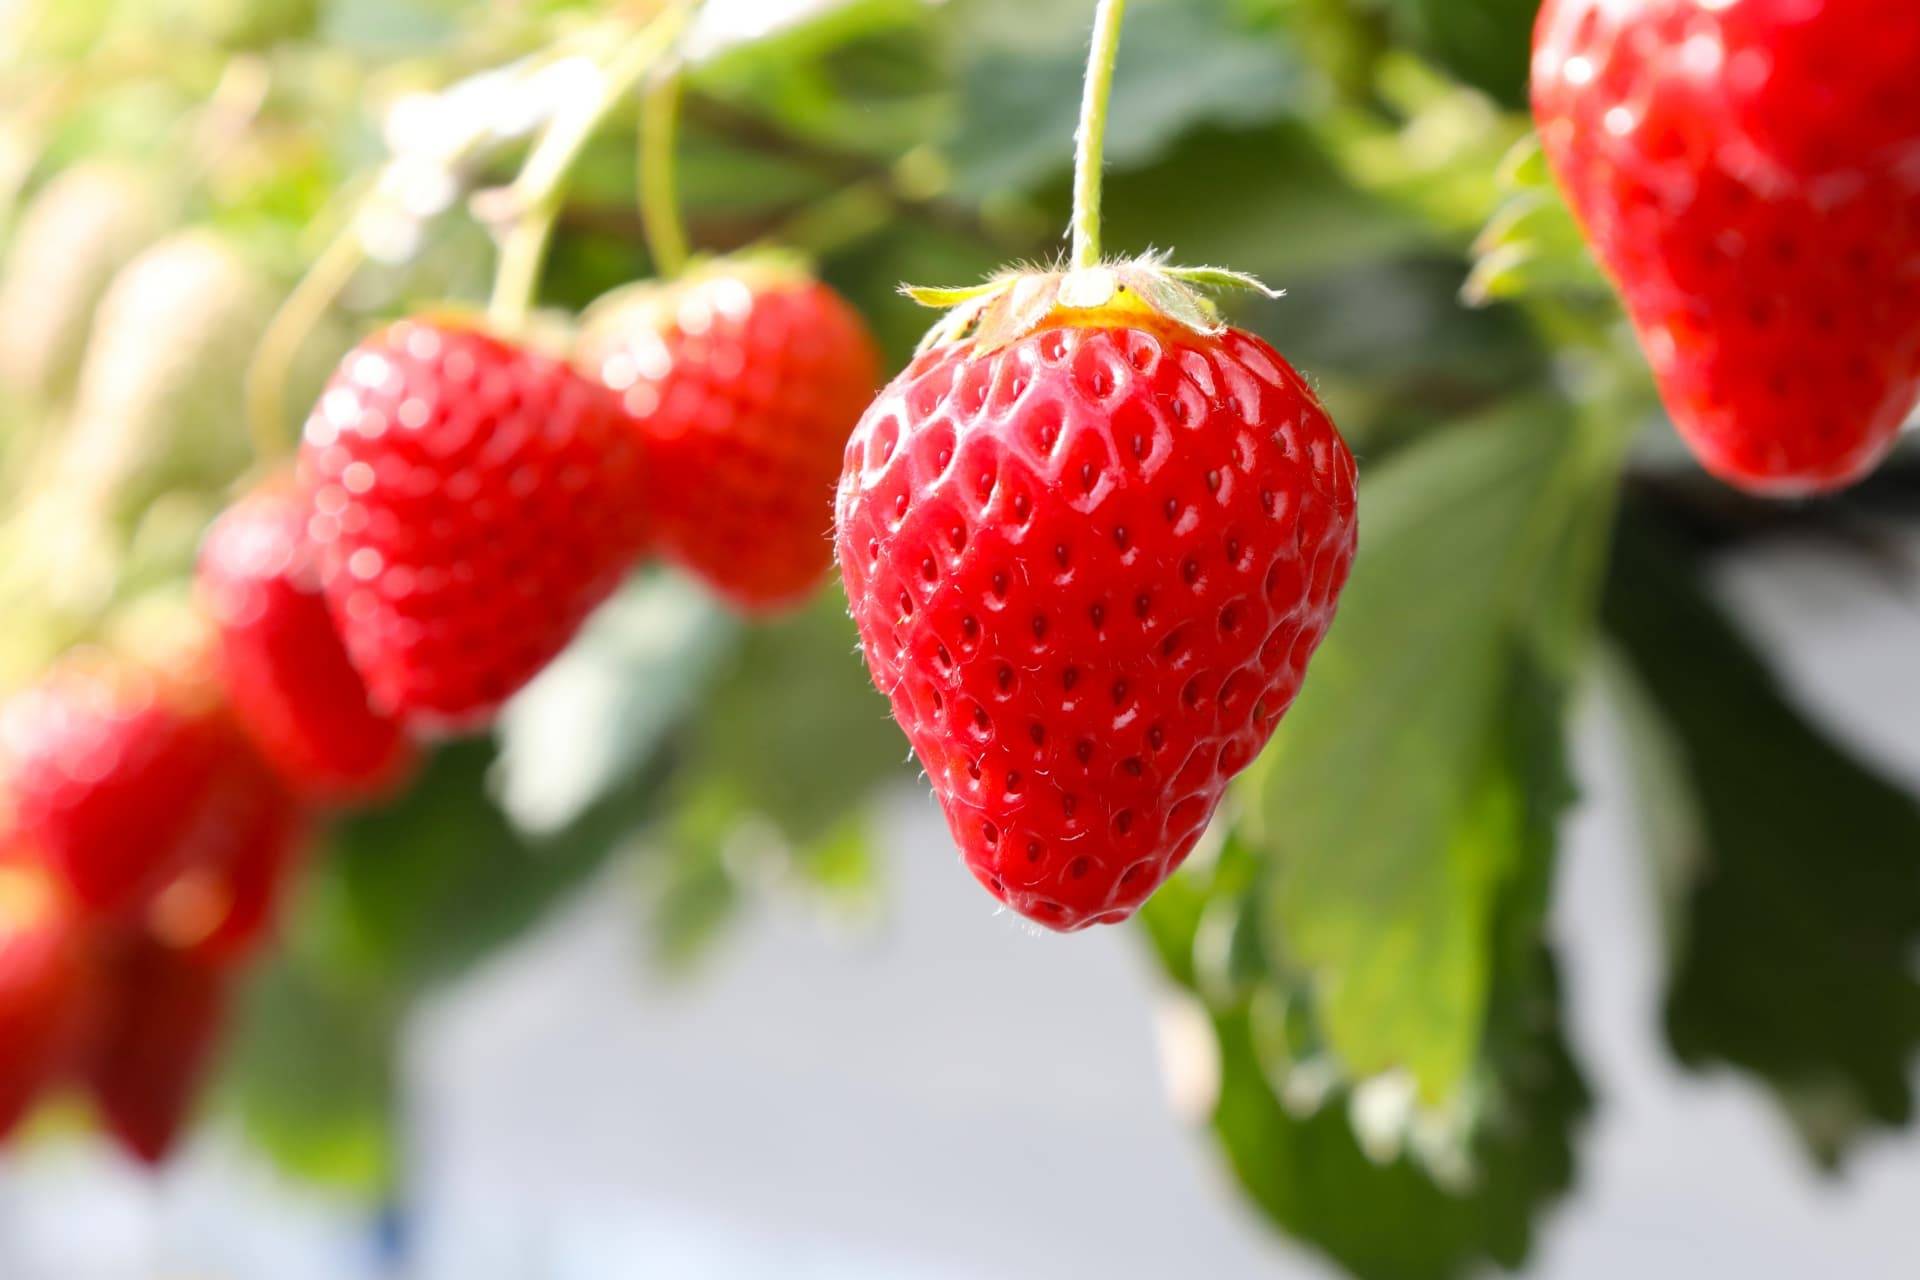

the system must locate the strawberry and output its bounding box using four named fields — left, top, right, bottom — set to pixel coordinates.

left=578, top=260, right=881, bottom=614
left=834, top=263, right=1357, bottom=931
left=0, top=659, right=243, bottom=919
left=198, top=479, right=415, bottom=802
left=146, top=746, right=307, bottom=966
left=1532, top=0, right=1920, bottom=495
left=0, top=862, right=96, bottom=1140
left=299, top=317, right=651, bottom=732
left=83, top=932, right=229, bottom=1165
